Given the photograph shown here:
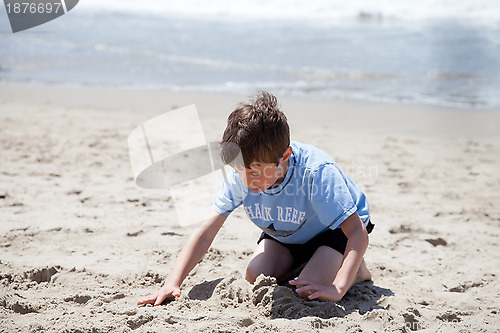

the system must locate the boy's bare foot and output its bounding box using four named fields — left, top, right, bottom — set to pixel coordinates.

left=353, top=259, right=372, bottom=286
